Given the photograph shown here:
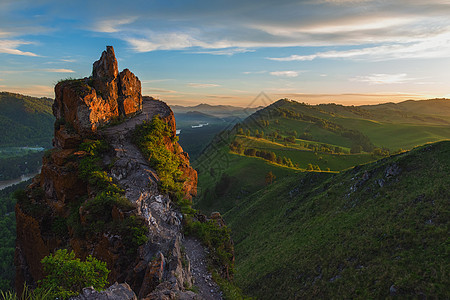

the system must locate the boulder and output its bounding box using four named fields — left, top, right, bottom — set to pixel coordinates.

left=70, top=282, right=137, bottom=300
